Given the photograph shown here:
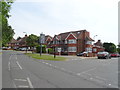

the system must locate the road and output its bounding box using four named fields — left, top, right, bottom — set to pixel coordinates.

left=2, top=50, right=119, bottom=89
